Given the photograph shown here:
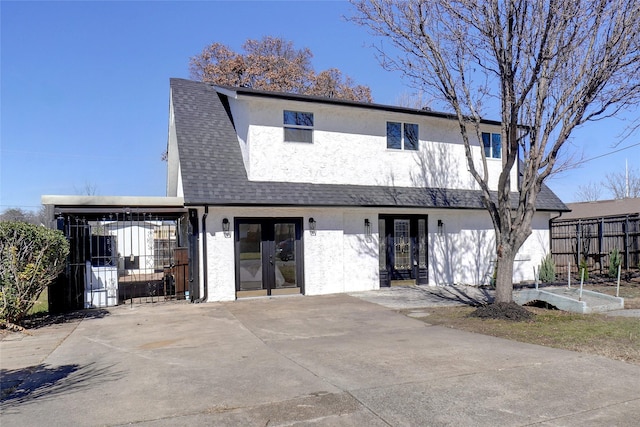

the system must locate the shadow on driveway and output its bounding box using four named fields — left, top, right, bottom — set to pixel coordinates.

left=20, top=309, right=110, bottom=330
left=350, top=284, right=494, bottom=309
left=1, top=362, right=123, bottom=409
